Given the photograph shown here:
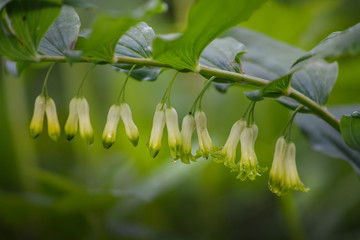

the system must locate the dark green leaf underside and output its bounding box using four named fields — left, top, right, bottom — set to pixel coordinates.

left=340, top=113, right=360, bottom=152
